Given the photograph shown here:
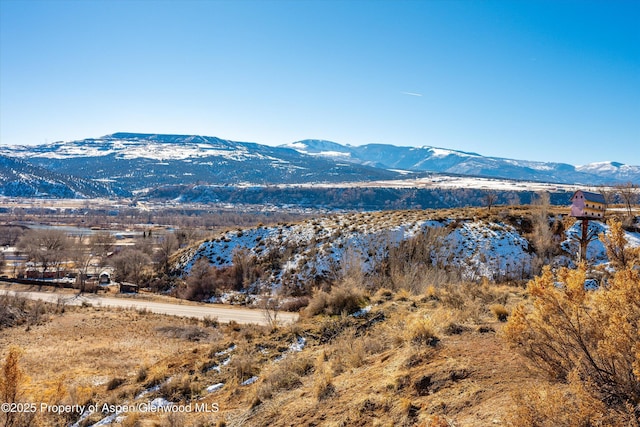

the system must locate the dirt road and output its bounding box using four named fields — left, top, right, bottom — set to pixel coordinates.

left=0, top=289, right=298, bottom=326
